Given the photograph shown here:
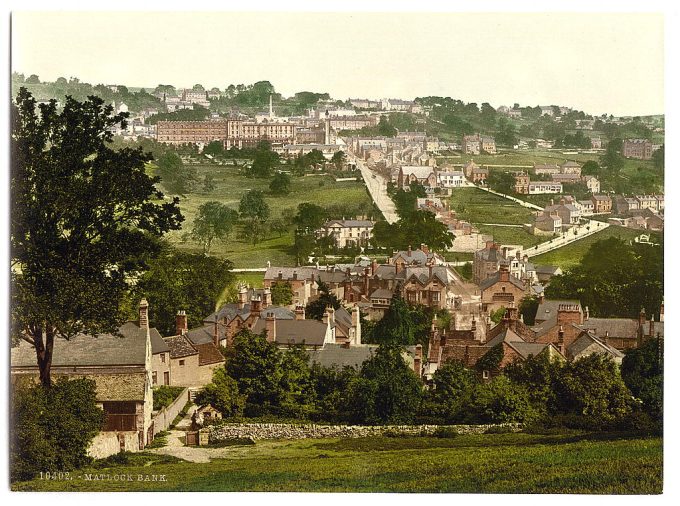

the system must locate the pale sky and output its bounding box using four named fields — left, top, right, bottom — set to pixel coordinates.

left=11, top=11, right=664, bottom=117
